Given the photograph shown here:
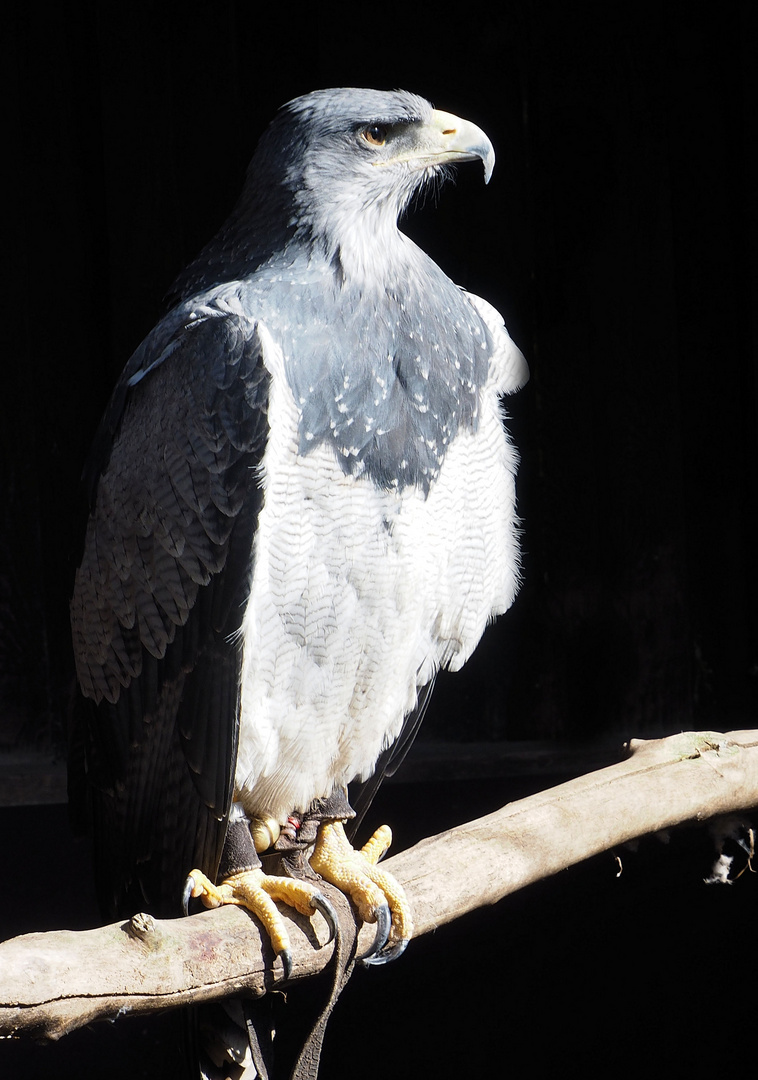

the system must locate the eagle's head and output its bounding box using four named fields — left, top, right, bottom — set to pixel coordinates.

left=171, top=88, right=494, bottom=300
left=248, top=88, right=495, bottom=280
